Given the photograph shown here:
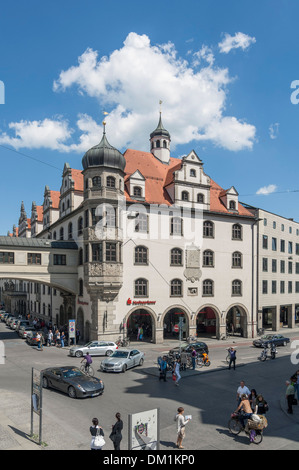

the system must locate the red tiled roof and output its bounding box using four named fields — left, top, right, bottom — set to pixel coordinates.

left=71, top=169, right=84, bottom=192
left=36, top=205, right=43, bottom=222
left=49, top=191, right=60, bottom=209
